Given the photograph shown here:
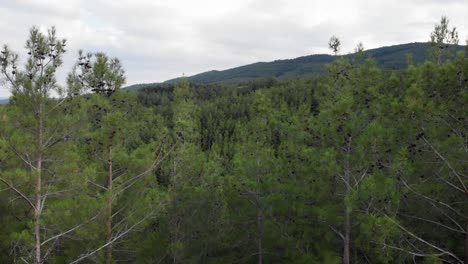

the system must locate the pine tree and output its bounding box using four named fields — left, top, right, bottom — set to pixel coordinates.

left=328, top=35, right=341, bottom=56
left=391, top=50, right=467, bottom=263
left=0, top=27, right=92, bottom=263
left=164, top=79, right=227, bottom=263
left=67, top=53, right=170, bottom=263
left=430, top=16, right=459, bottom=64
left=312, top=57, right=401, bottom=263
